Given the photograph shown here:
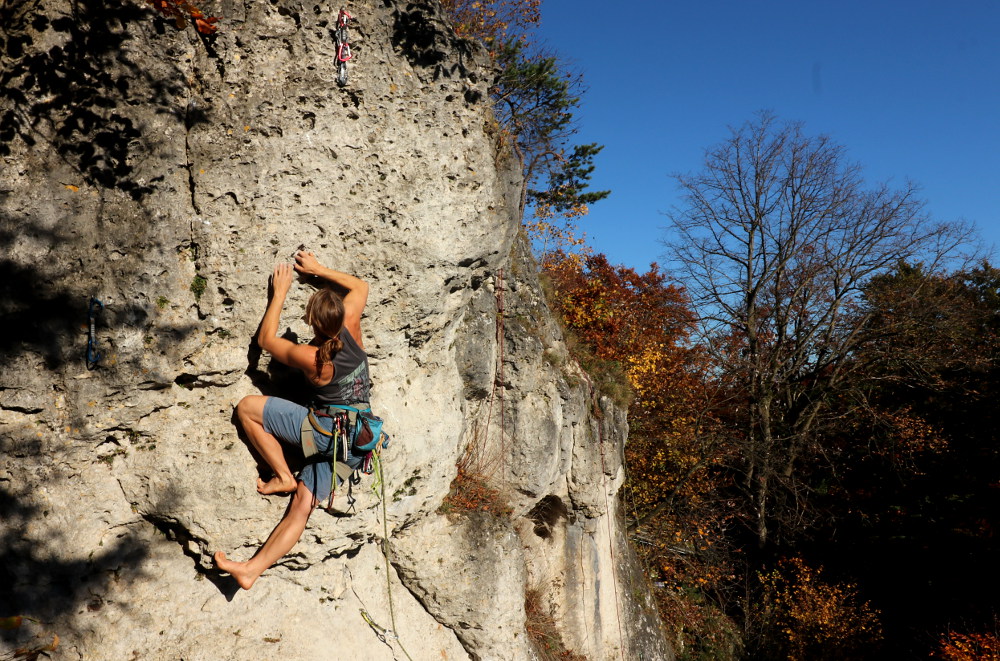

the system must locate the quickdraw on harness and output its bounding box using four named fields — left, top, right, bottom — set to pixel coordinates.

left=86, top=297, right=104, bottom=370
left=335, top=7, right=352, bottom=87
left=299, top=401, right=390, bottom=511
